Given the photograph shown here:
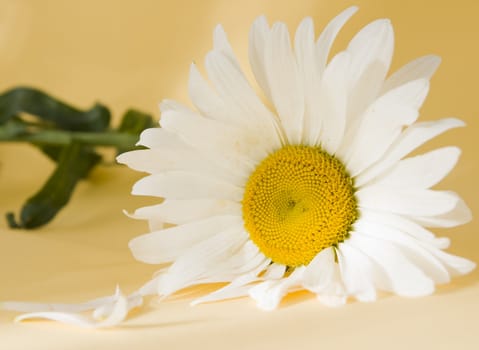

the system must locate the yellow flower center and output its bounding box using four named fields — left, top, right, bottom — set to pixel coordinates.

left=242, top=145, right=358, bottom=267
